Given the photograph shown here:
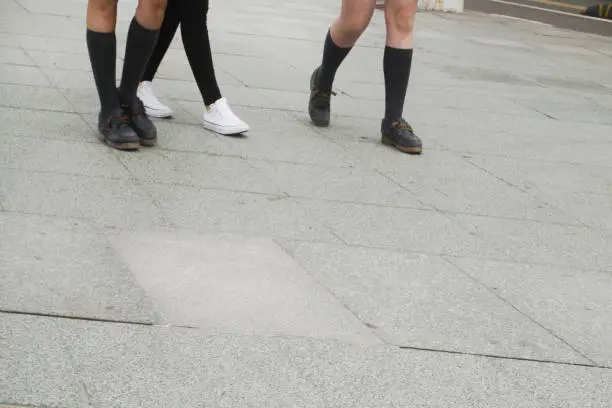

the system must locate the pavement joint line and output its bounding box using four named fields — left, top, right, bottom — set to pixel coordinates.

left=0, top=309, right=155, bottom=327
left=445, top=257, right=599, bottom=366
left=8, top=310, right=609, bottom=370
left=398, top=345, right=612, bottom=369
